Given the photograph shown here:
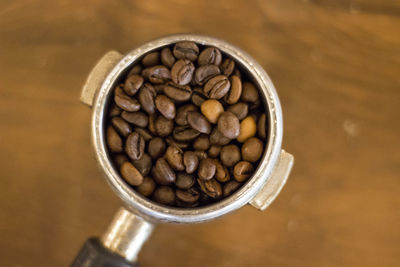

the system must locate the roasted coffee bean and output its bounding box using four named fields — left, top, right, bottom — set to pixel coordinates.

left=120, top=162, right=144, bottom=186
left=217, top=112, right=240, bottom=139
left=128, top=65, right=142, bottom=76
left=220, top=144, right=241, bottom=167
left=194, top=64, right=220, bottom=85
left=121, top=111, right=148, bottom=128
left=241, top=82, right=259, bottom=103
left=209, top=128, right=230, bottom=146
left=220, top=58, right=235, bottom=76
left=142, top=51, right=160, bottom=67
left=257, top=113, right=267, bottom=139
left=200, top=99, right=224, bottom=124
left=125, top=132, right=145, bottom=161
left=154, top=84, right=165, bottom=94
left=227, top=102, right=248, bottom=120
left=163, top=82, right=192, bottom=101
left=183, top=151, right=199, bottom=174
left=109, top=104, right=121, bottom=117
left=161, top=47, right=176, bottom=68
left=233, top=68, right=242, bottom=79
left=155, top=95, right=176, bottom=120
left=175, top=172, right=195, bottom=189
left=175, top=104, right=197, bottom=126
left=198, top=47, right=222, bottom=66
left=173, top=41, right=199, bottom=61
left=224, top=75, right=242, bottom=104
left=166, top=137, right=190, bottom=149
left=194, top=150, right=208, bottom=160
left=233, top=161, right=254, bottom=182
left=136, top=177, right=156, bottom=197
left=203, top=75, right=230, bottom=99
left=223, top=181, right=241, bottom=197
left=111, top=117, right=132, bottom=137
left=214, top=160, right=230, bottom=182
left=153, top=186, right=175, bottom=205
left=208, top=145, right=221, bottom=158
left=134, top=128, right=153, bottom=142
left=132, top=153, right=152, bottom=176
left=198, top=158, right=216, bottom=180
left=242, top=137, right=263, bottom=162
left=237, top=116, right=256, bottom=142
left=114, top=153, right=129, bottom=169
left=171, top=59, right=195, bottom=86
left=146, top=65, right=171, bottom=84
left=107, top=126, right=123, bottom=153
left=152, top=158, right=176, bottom=185
left=124, top=74, right=143, bottom=96
left=173, top=125, right=200, bottom=141
left=197, top=178, right=222, bottom=198
left=165, top=145, right=185, bottom=171
left=138, top=83, right=156, bottom=114
left=187, top=111, right=211, bottom=134
left=191, top=88, right=207, bottom=106
left=176, top=188, right=200, bottom=203
left=148, top=137, right=166, bottom=159
left=114, top=86, right=141, bottom=112
left=193, top=134, right=210, bottom=151
left=154, top=115, right=174, bottom=137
